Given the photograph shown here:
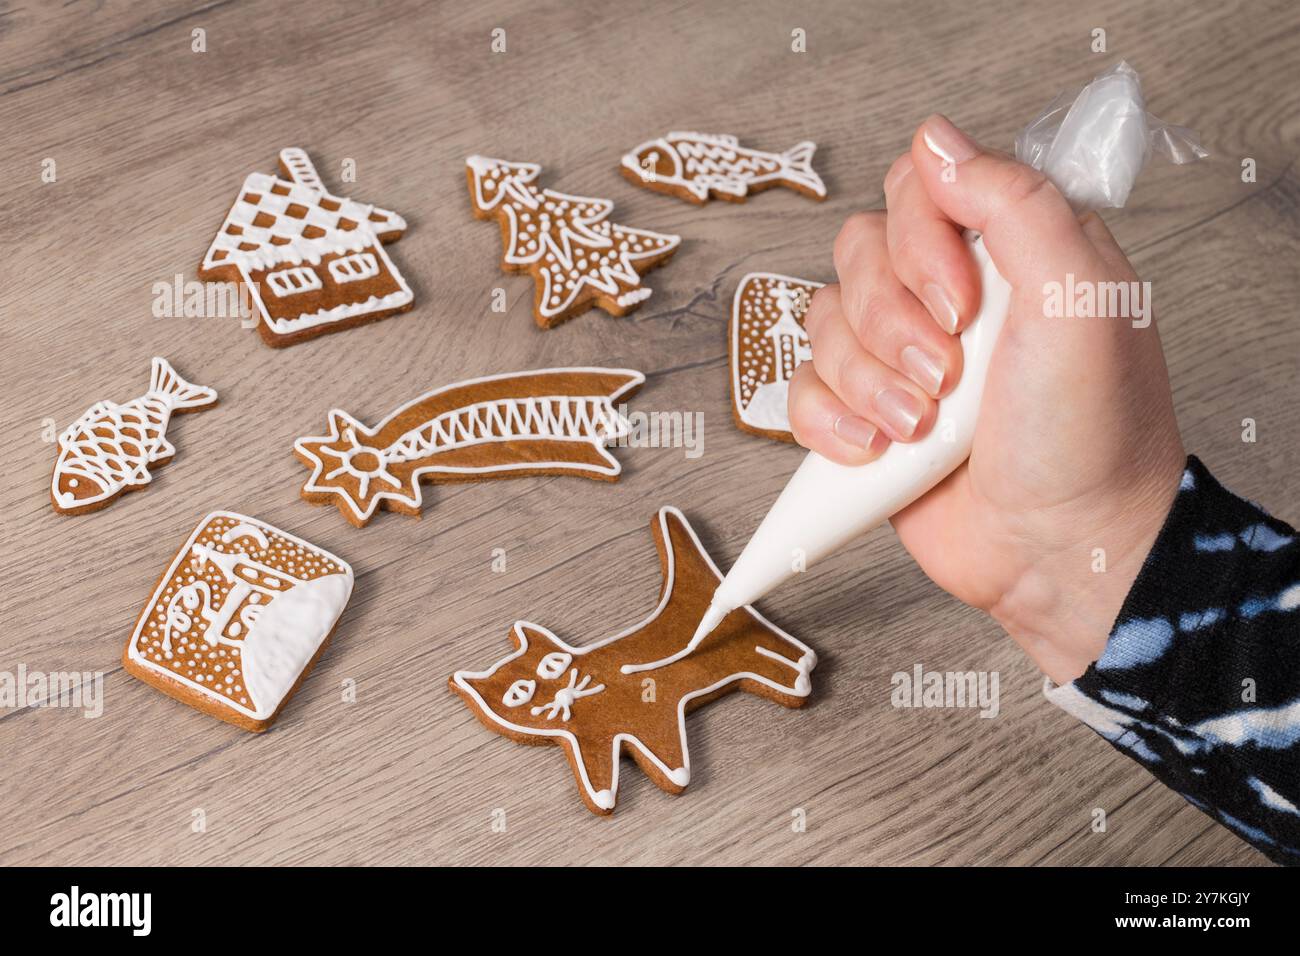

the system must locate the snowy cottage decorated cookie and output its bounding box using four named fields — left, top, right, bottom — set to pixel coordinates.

left=730, top=272, right=824, bottom=441
left=199, top=148, right=413, bottom=347
left=123, top=513, right=354, bottom=732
